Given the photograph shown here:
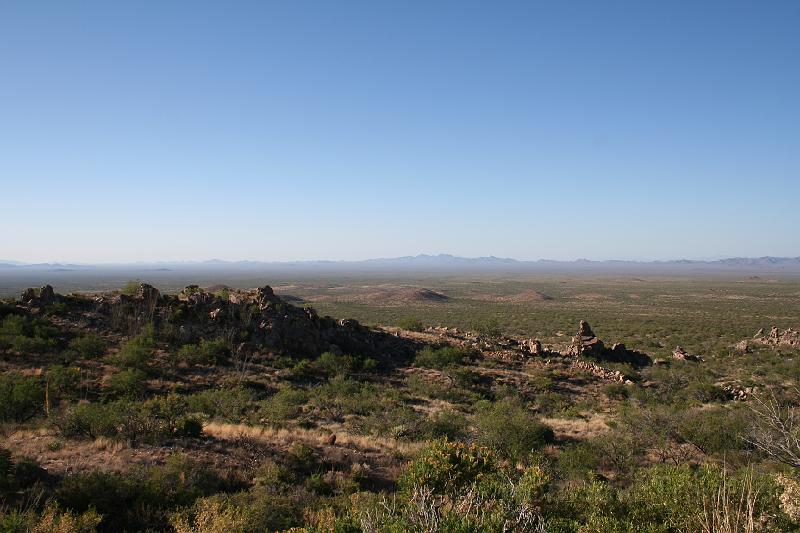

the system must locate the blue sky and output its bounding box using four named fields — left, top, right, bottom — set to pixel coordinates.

left=1, top=1, right=798, bottom=263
